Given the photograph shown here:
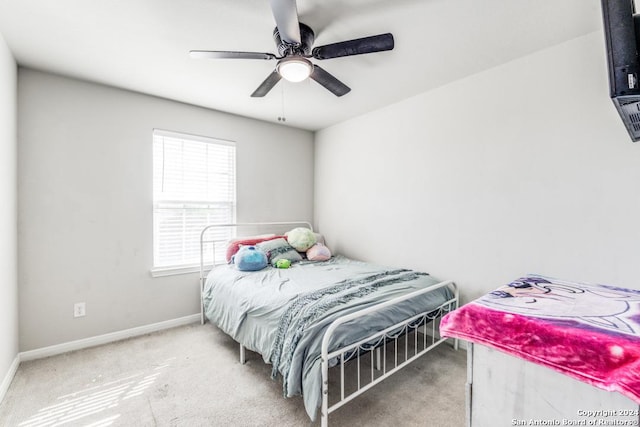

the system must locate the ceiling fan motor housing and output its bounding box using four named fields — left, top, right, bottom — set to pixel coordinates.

left=273, top=22, right=315, bottom=56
